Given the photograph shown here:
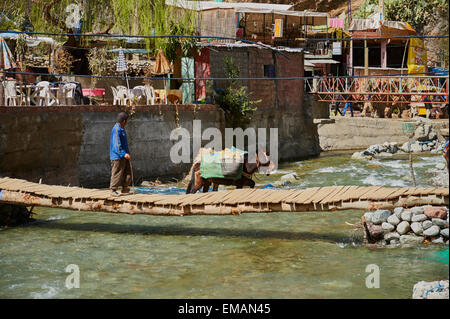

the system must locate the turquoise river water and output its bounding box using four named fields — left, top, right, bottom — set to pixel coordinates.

left=1, top=152, right=448, bottom=298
